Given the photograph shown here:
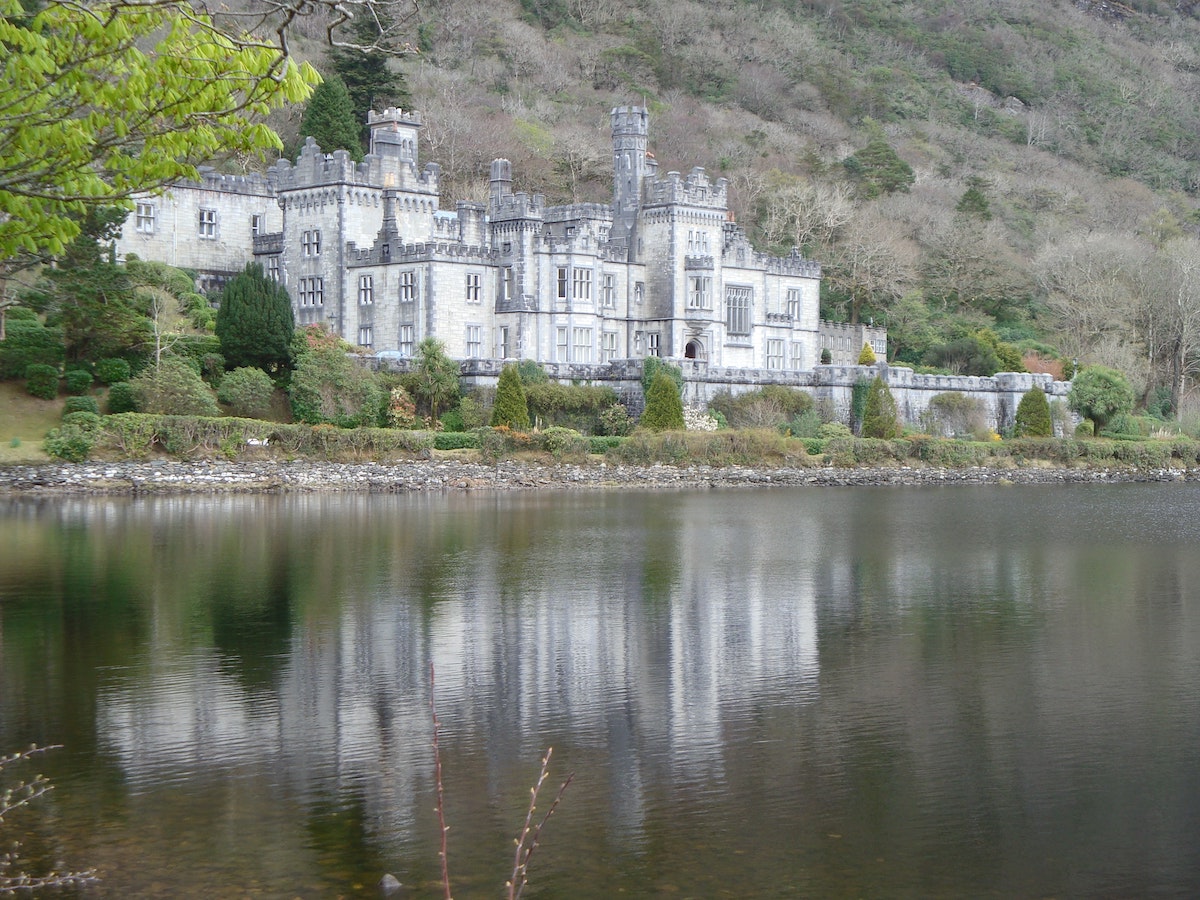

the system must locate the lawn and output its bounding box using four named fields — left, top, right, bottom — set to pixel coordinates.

left=0, top=381, right=65, bottom=462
